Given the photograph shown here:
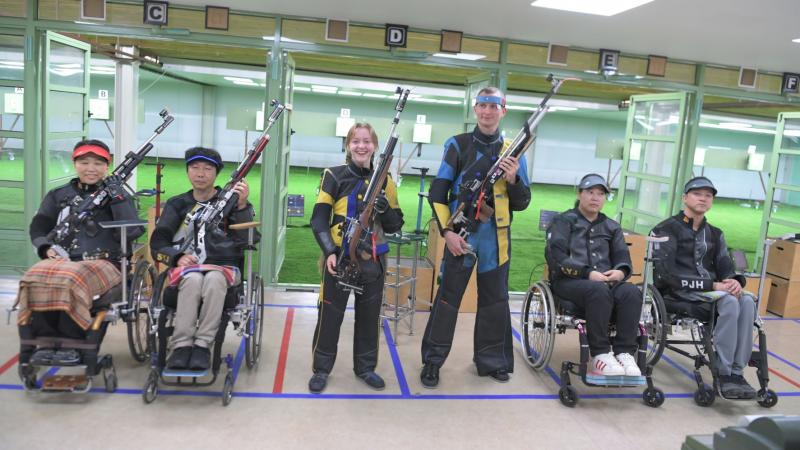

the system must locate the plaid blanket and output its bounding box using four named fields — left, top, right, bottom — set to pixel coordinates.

left=15, top=259, right=121, bottom=330
left=167, top=264, right=240, bottom=288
